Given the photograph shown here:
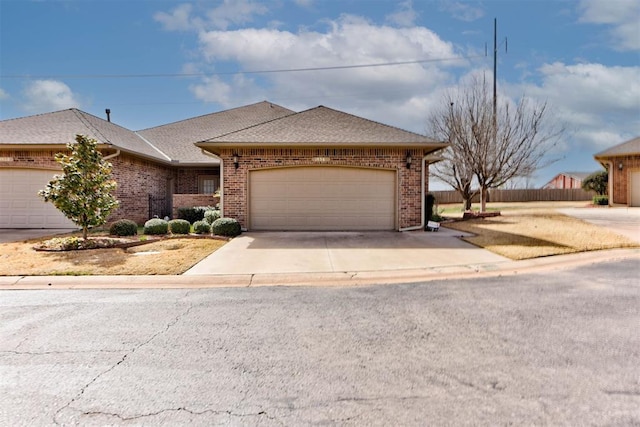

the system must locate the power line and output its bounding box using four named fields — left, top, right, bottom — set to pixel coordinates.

left=1, top=54, right=486, bottom=80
